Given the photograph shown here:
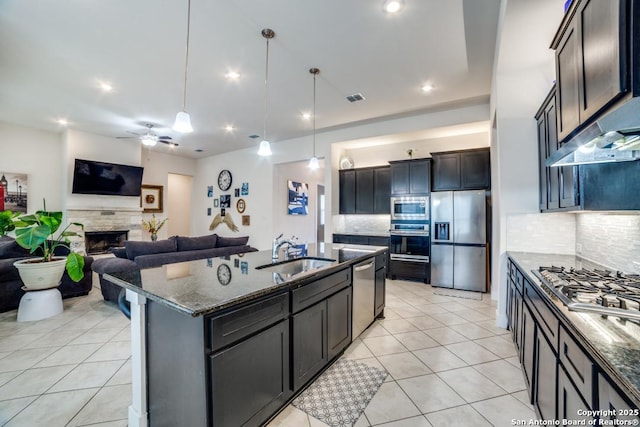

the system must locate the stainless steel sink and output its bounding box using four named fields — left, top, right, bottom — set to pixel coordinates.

left=256, top=257, right=336, bottom=277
